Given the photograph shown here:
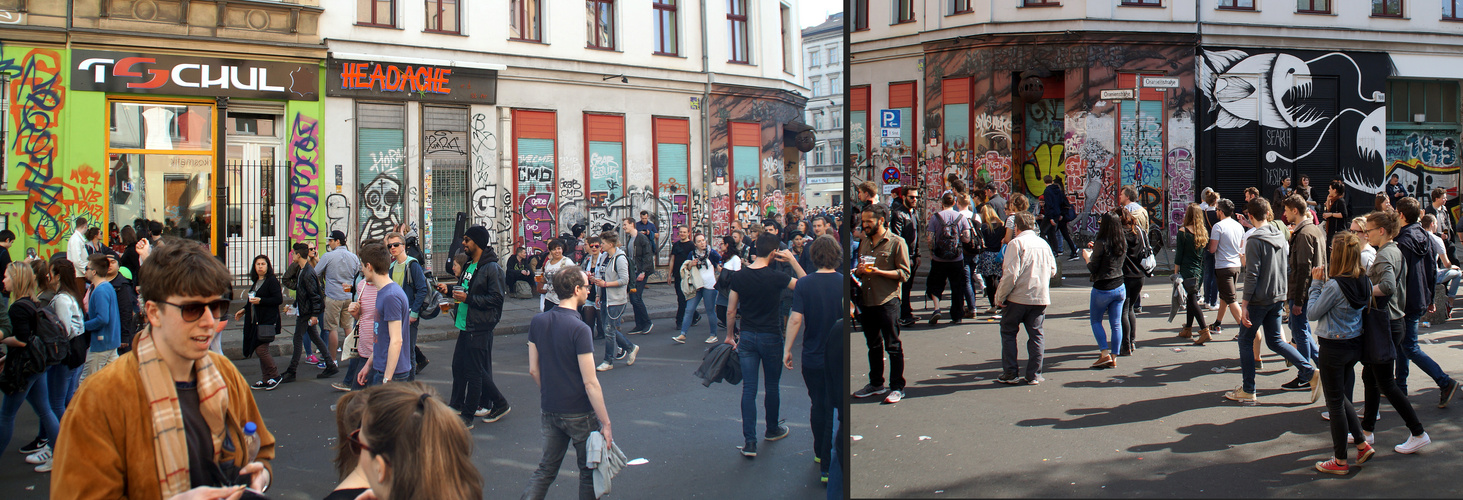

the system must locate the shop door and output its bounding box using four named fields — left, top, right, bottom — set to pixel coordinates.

left=225, top=133, right=289, bottom=283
